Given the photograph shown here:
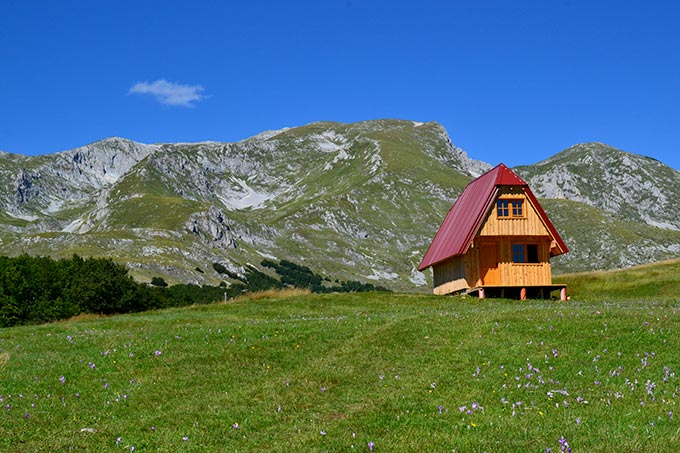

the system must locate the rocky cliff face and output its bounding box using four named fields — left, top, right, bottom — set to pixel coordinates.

left=0, top=138, right=157, bottom=221
left=0, top=121, right=678, bottom=288
left=515, top=142, right=680, bottom=273
left=515, top=143, right=680, bottom=231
